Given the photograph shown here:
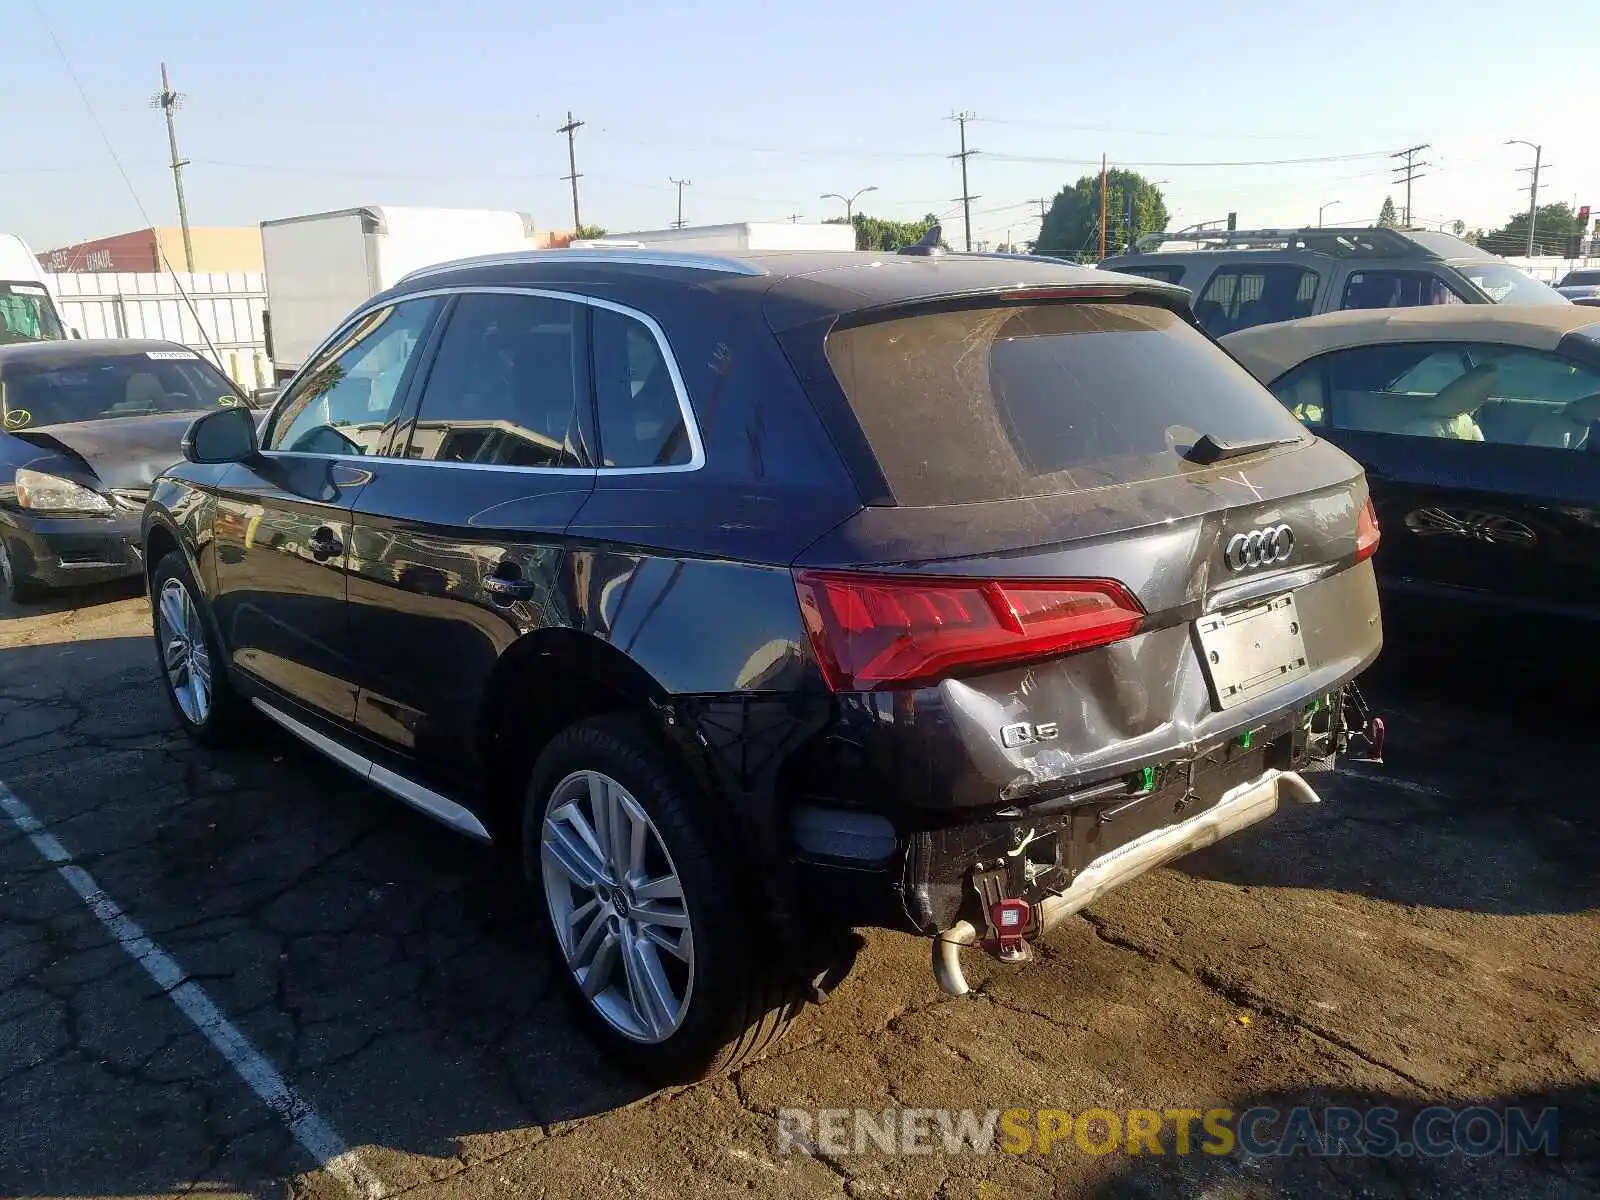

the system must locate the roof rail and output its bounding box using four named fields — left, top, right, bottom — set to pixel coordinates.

left=399, top=248, right=768, bottom=284
left=1125, top=225, right=1435, bottom=259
